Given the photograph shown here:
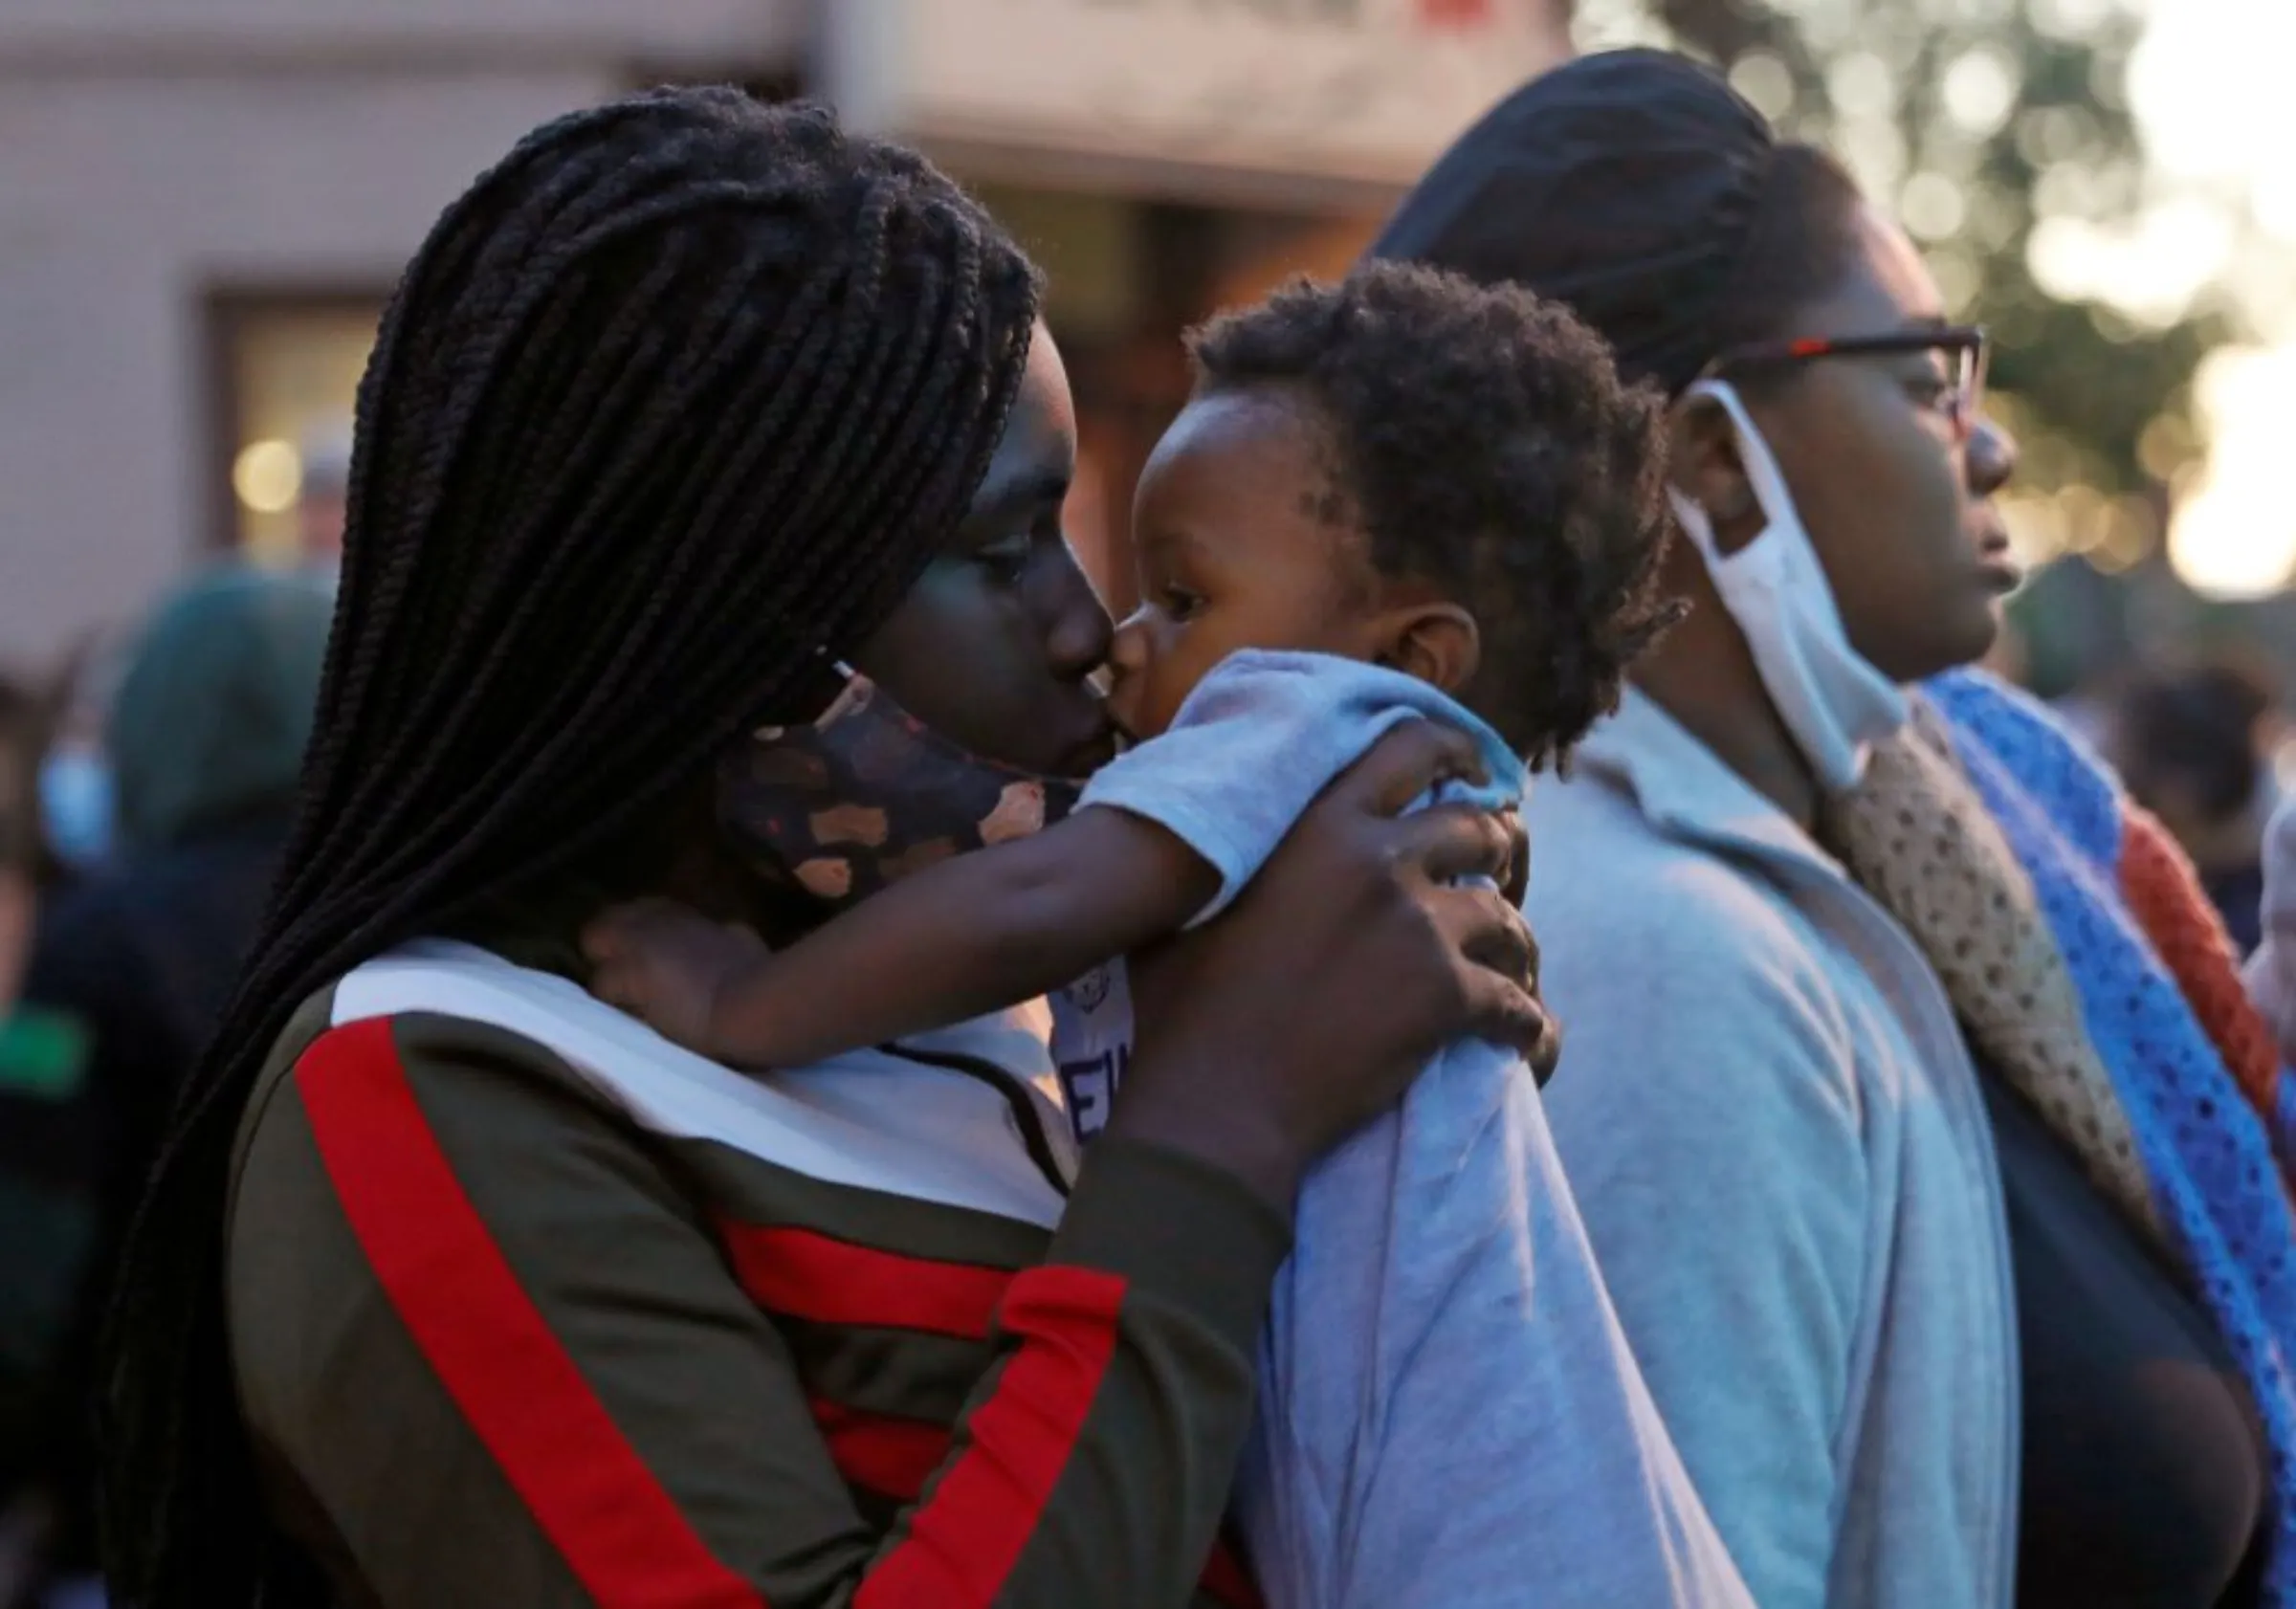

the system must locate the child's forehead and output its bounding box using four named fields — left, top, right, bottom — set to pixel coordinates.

left=1158, top=387, right=1350, bottom=511
left=1171, top=382, right=1327, bottom=455
left=1141, top=400, right=1375, bottom=584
